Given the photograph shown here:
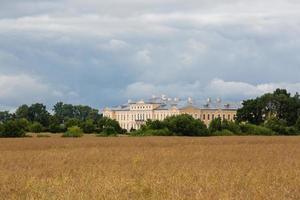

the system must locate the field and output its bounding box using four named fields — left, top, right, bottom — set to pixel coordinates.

left=1, top=136, right=300, bottom=200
